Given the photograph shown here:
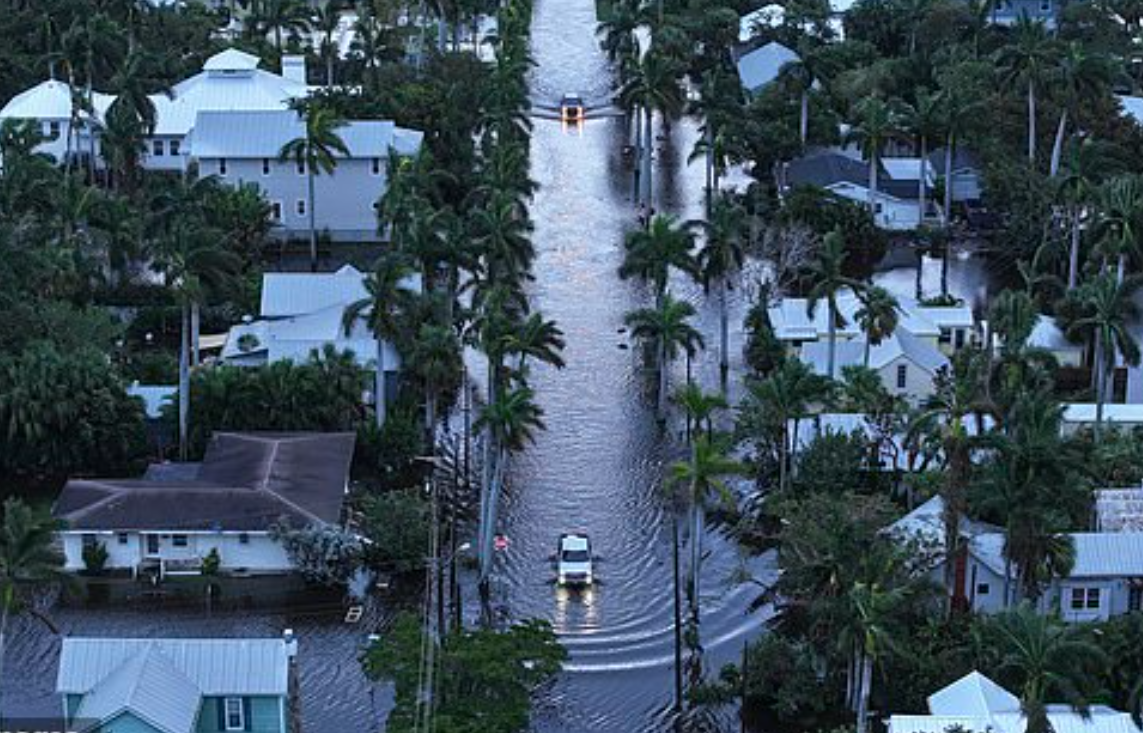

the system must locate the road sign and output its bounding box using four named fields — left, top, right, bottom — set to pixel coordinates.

left=494, top=535, right=510, bottom=552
